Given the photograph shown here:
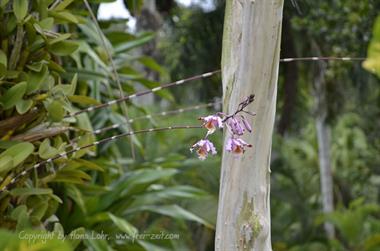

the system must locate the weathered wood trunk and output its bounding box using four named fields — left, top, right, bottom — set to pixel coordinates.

left=313, top=59, right=335, bottom=238
left=215, top=0, right=284, bottom=250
